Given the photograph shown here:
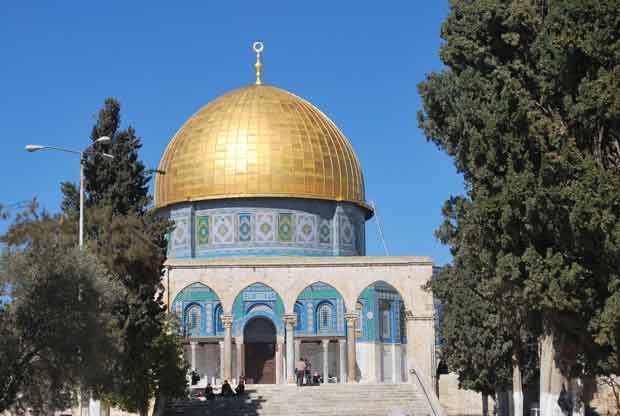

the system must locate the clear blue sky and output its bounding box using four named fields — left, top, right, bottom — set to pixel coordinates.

left=0, top=1, right=463, bottom=265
